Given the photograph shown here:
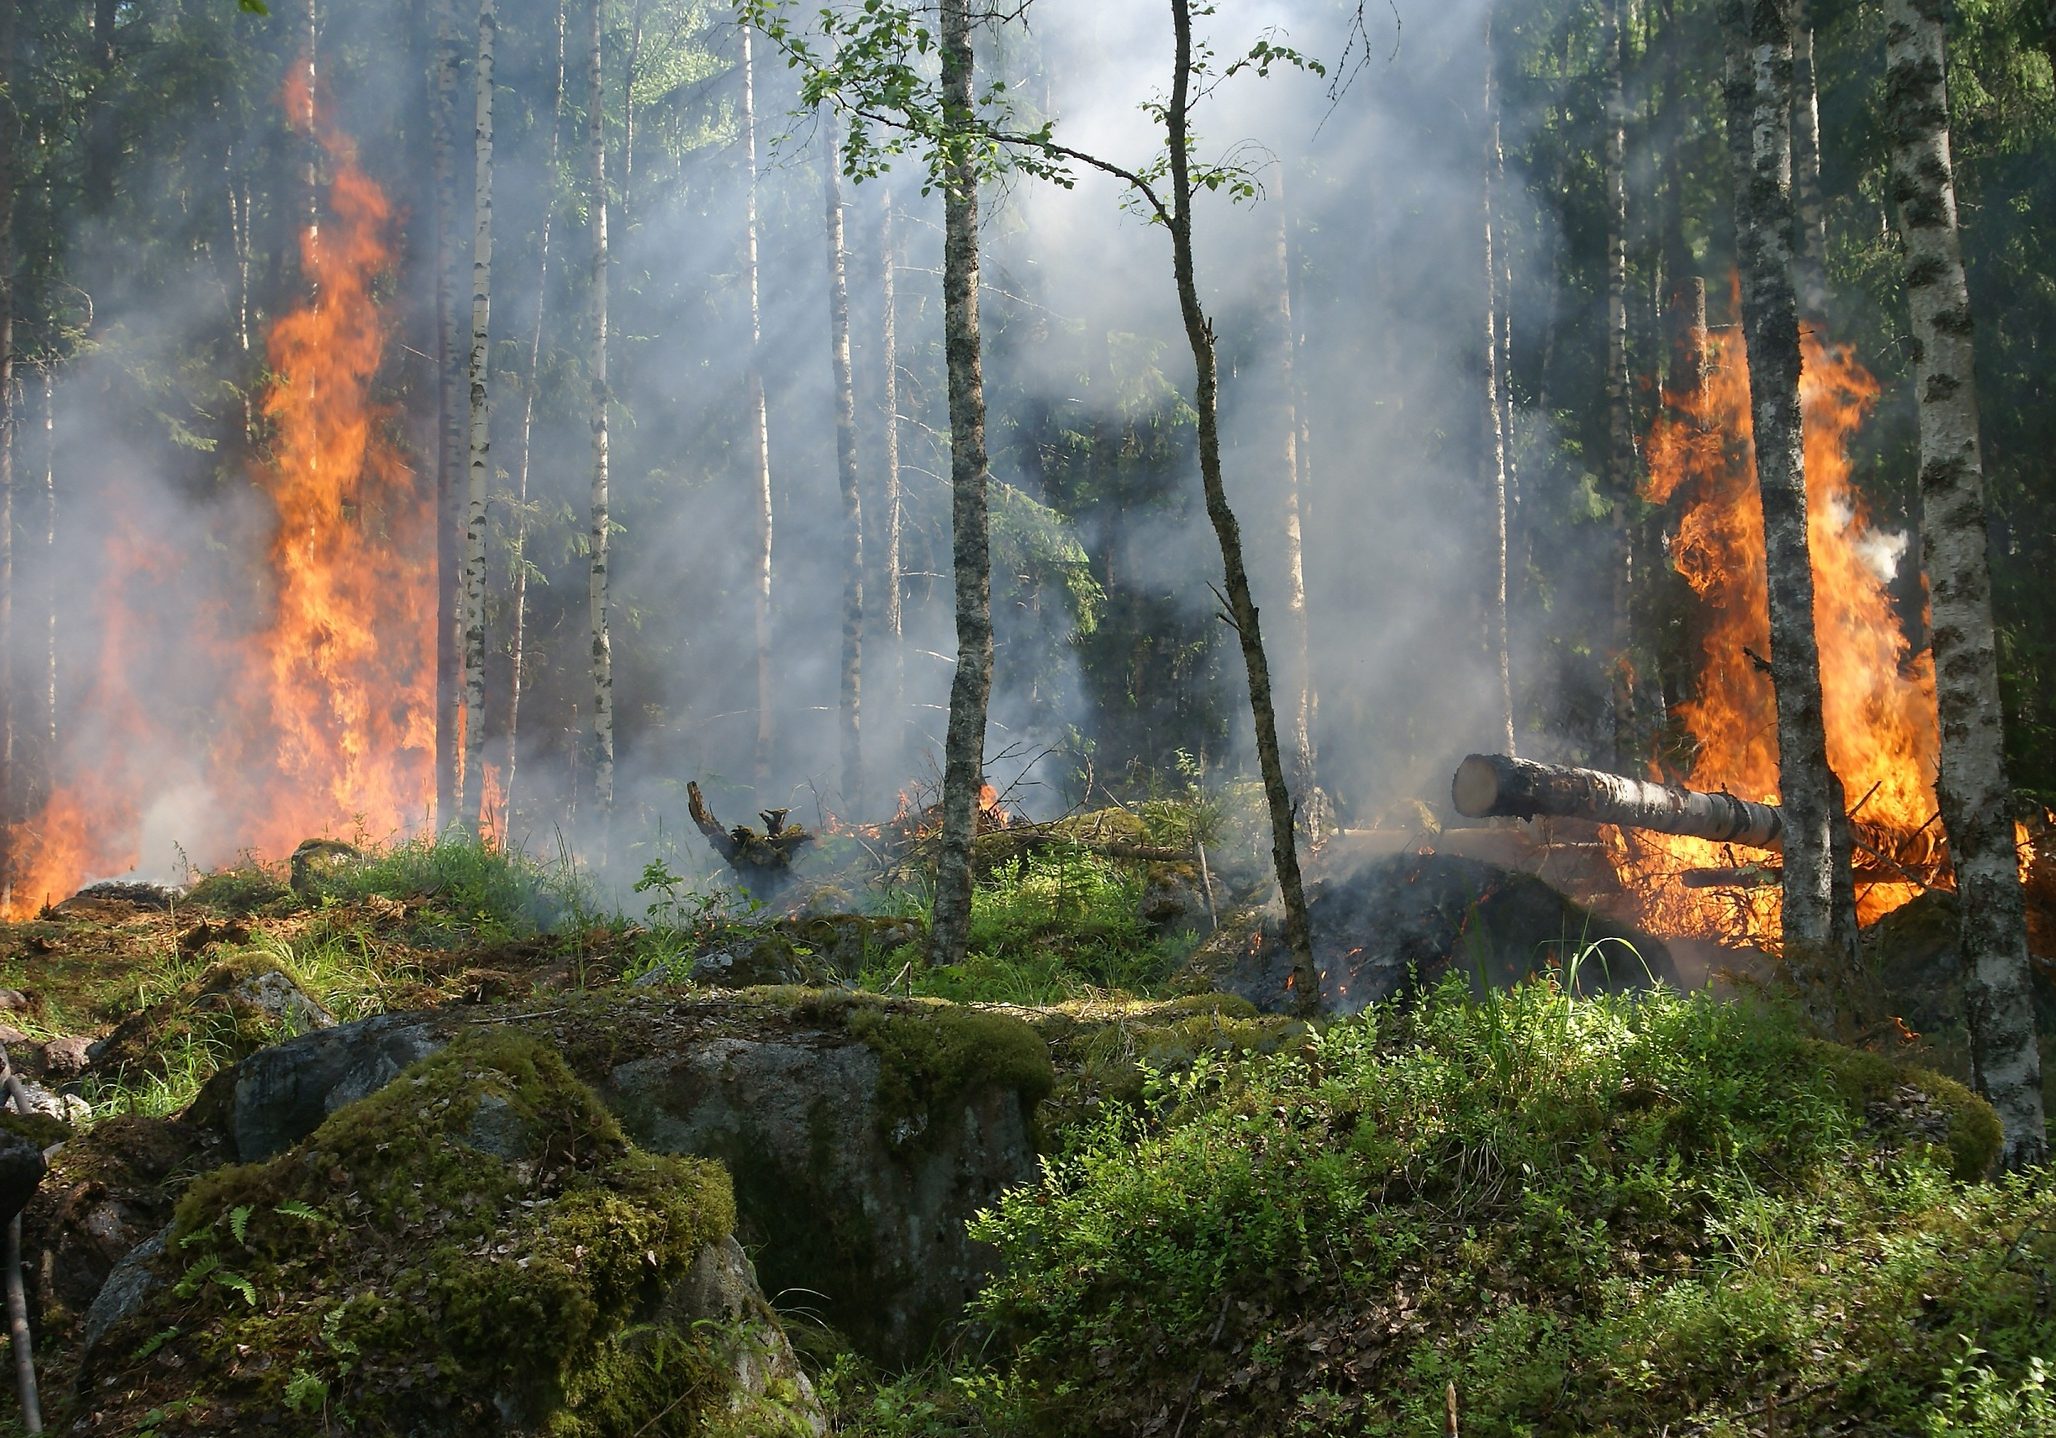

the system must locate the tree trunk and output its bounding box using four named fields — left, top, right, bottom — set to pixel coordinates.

left=432, top=0, right=463, bottom=831
left=505, top=0, right=566, bottom=823
left=1790, top=3, right=1830, bottom=321
left=879, top=188, right=905, bottom=748
left=1453, top=752, right=1786, bottom=848
left=39, top=367, right=55, bottom=817
left=1723, top=0, right=1860, bottom=1028
left=0, top=0, right=15, bottom=895
left=822, top=115, right=864, bottom=813
left=1482, top=4, right=1515, bottom=760
left=741, top=24, right=775, bottom=792
left=1603, top=0, right=1636, bottom=767
left=1885, top=0, right=2047, bottom=1169
left=925, top=0, right=996, bottom=971
left=458, top=0, right=495, bottom=836
left=85, top=0, right=117, bottom=212
left=1272, top=194, right=1320, bottom=825
left=586, top=0, right=615, bottom=828
left=1166, top=0, right=1317, bottom=1015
